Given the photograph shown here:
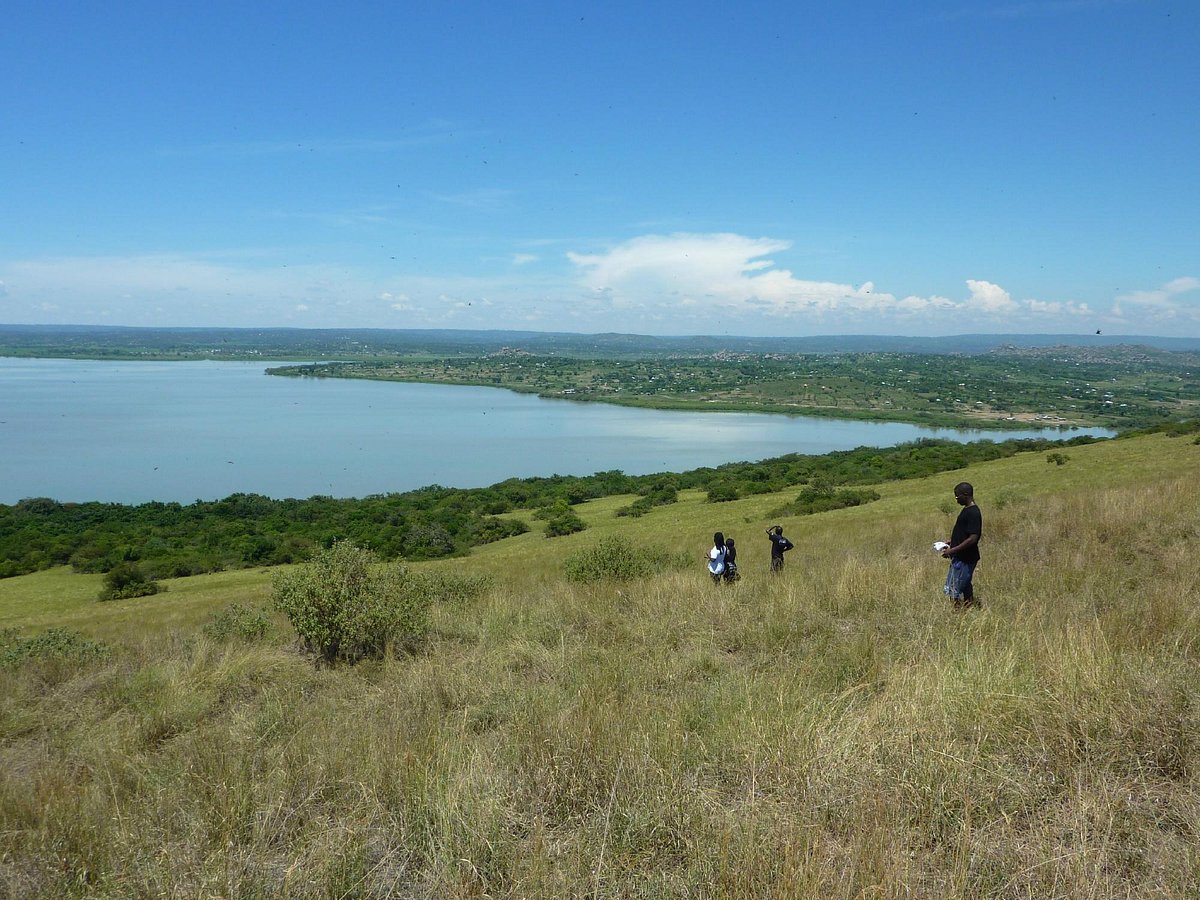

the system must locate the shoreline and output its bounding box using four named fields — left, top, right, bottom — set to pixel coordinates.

left=266, top=366, right=1094, bottom=434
